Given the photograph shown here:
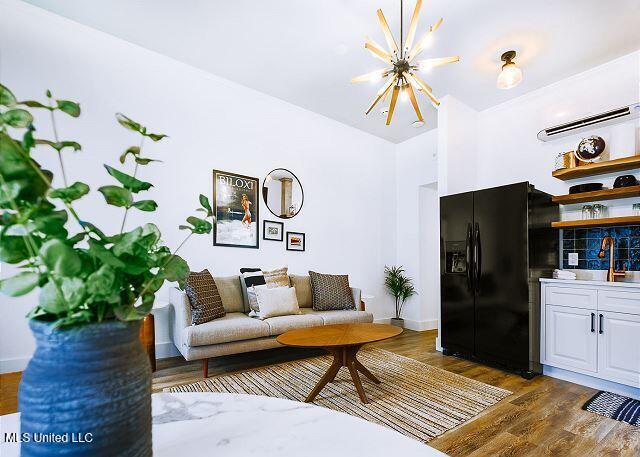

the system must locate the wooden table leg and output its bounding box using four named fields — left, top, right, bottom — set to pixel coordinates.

left=305, top=348, right=342, bottom=403
left=353, top=358, right=380, bottom=384
left=305, top=345, right=380, bottom=404
left=345, top=346, right=369, bottom=403
left=140, top=314, right=156, bottom=372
